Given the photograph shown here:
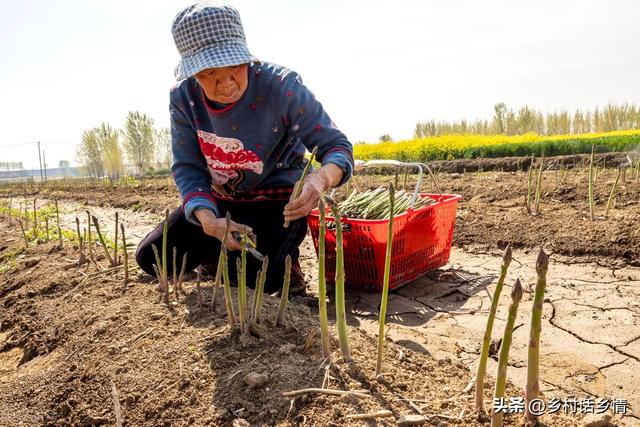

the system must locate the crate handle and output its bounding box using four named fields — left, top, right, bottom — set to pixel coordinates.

left=354, top=160, right=443, bottom=207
